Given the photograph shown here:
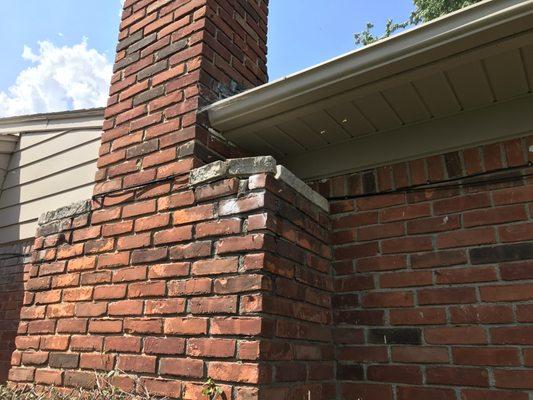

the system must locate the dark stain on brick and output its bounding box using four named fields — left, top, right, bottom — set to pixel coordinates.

left=337, top=364, right=364, bottom=380
left=113, top=52, right=140, bottom=73
left=362, top=170, right=377, bottom=194
left=470, top=243, right=533, bottom=265
left=126, top=139, right=159, bottom=159
left=156, top=39, right=188, bottom=61
left=368, top=328, right=422, bottom=345
left=137, top=60, right=168, bottom=81
left=444, top=151, right=463, bottom=178
left=347, top=174, right=362, bottom=196
left=133, top=86, right=165, bottom=106
left=49, top=353, right=79, bottom=369
left=128, top=33, right=157, bottom=55
left=116, top=30, right=143, bottom=52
